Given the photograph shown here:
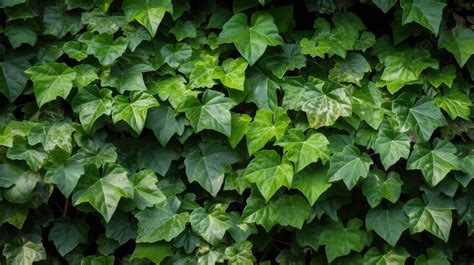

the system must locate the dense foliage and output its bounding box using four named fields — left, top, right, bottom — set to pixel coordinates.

left=0, top=0, right=473, bottom=264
